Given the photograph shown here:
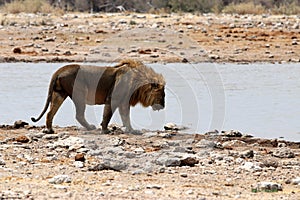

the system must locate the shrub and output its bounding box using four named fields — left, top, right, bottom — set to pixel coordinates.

left=272, top=1, right=300, bottom=15
left=2, top=0, right=60, bottom=14
left=222, top=2, right=266, bottom=15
